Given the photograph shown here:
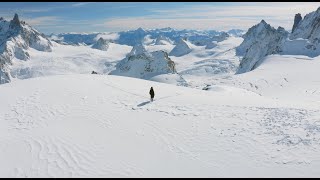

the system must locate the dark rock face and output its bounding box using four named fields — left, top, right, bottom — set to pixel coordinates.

left=292, top=13, right=302, bottom=33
